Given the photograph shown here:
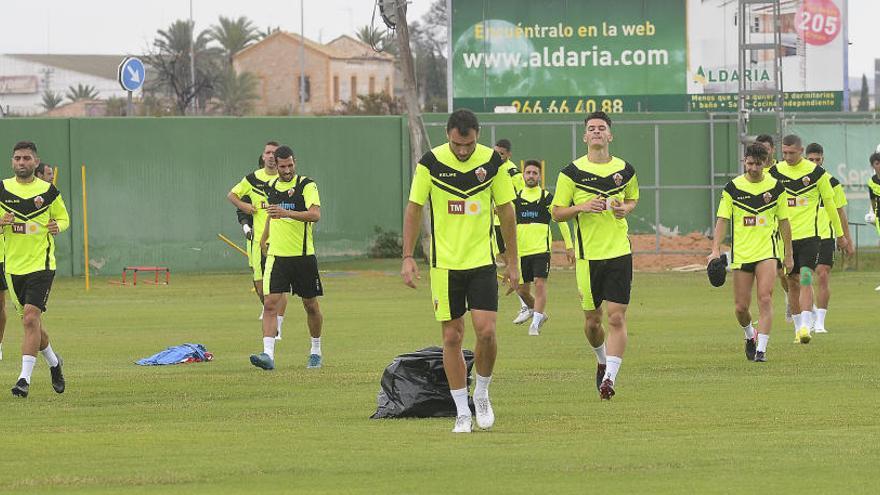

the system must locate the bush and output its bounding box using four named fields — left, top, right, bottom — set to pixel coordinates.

left=369, top=226, right=425, bottom=259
